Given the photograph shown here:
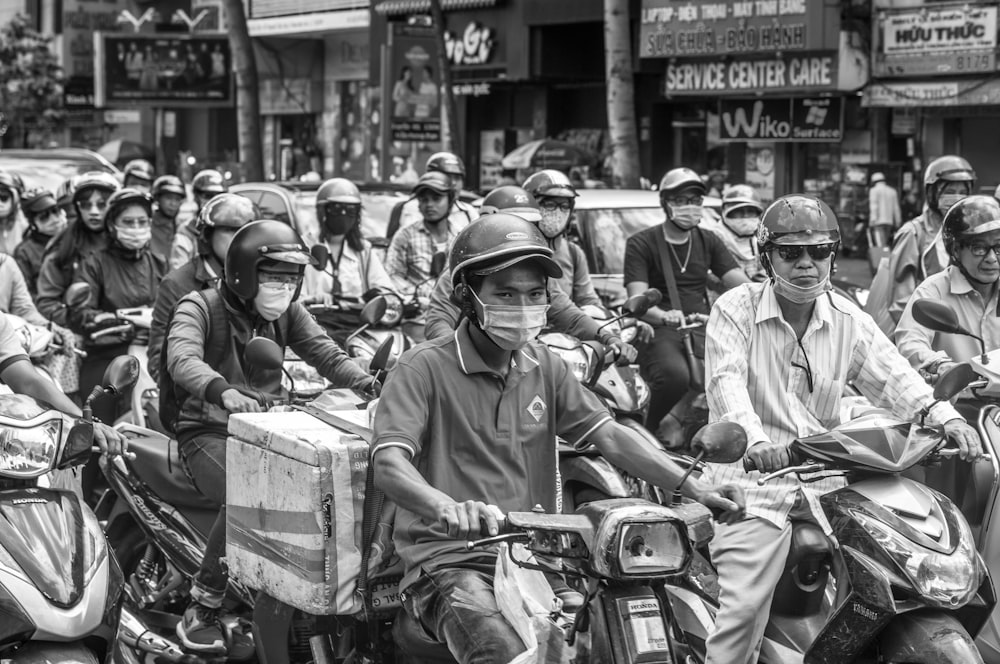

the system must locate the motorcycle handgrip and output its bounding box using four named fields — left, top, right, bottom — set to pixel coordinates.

left=90, top=323, right=133, bottom=339
left=232, top=386, right=285, bottom=408
left=92, top=445, right=136, bottom=460
left=936, top=448, right=992, bottom=461
left=742, top=455, right=756, bottom=472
